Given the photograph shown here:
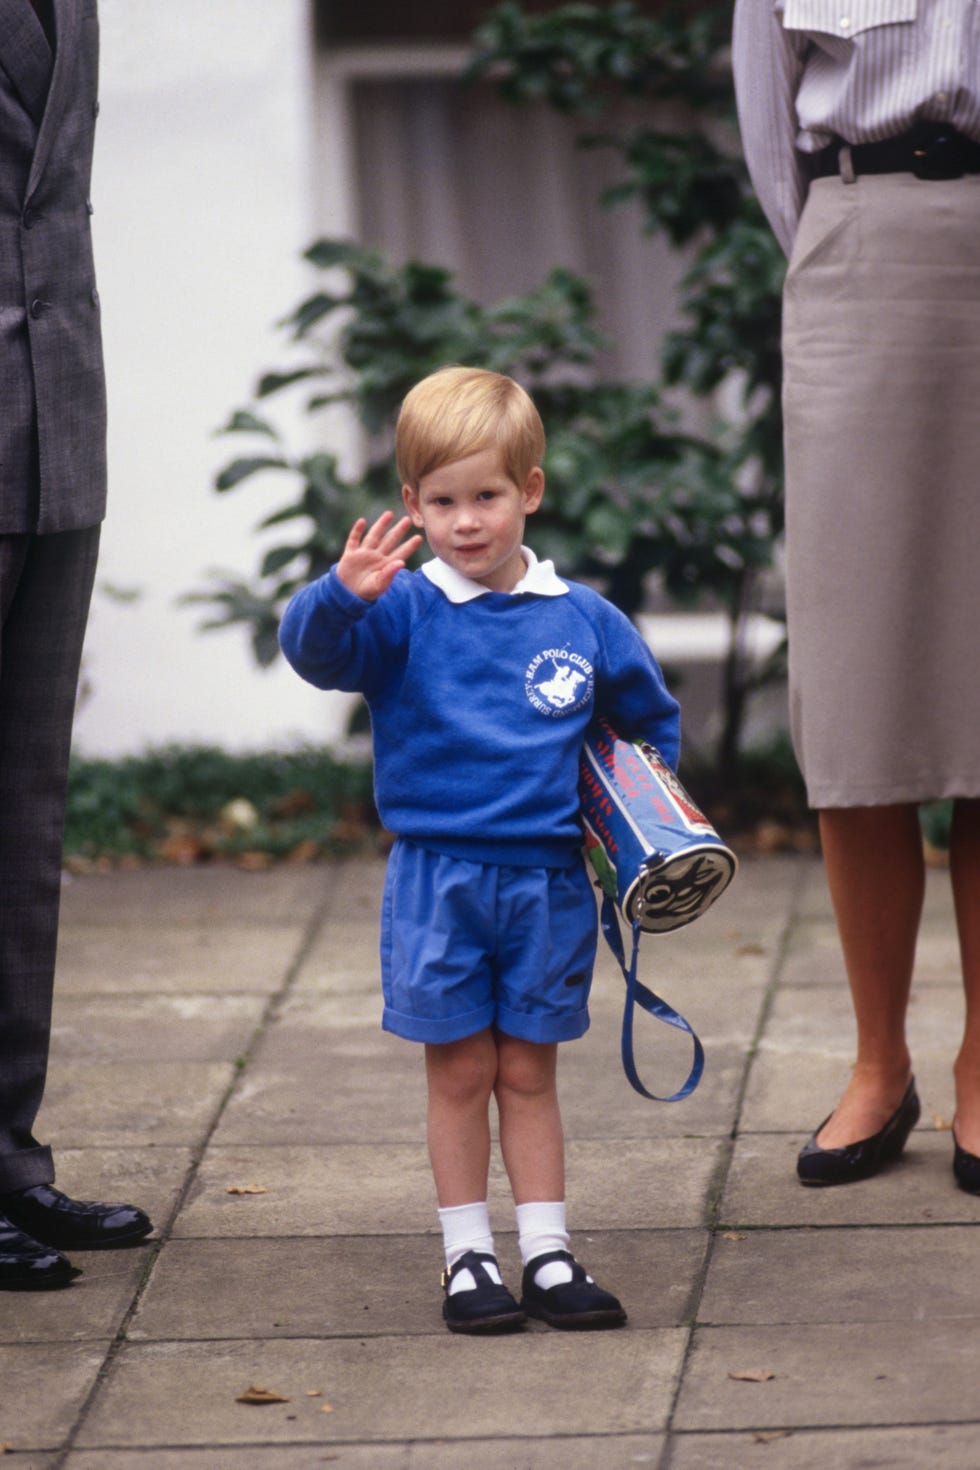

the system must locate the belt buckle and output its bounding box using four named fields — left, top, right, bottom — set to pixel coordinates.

left=912, top=132, right=964, bottom=180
